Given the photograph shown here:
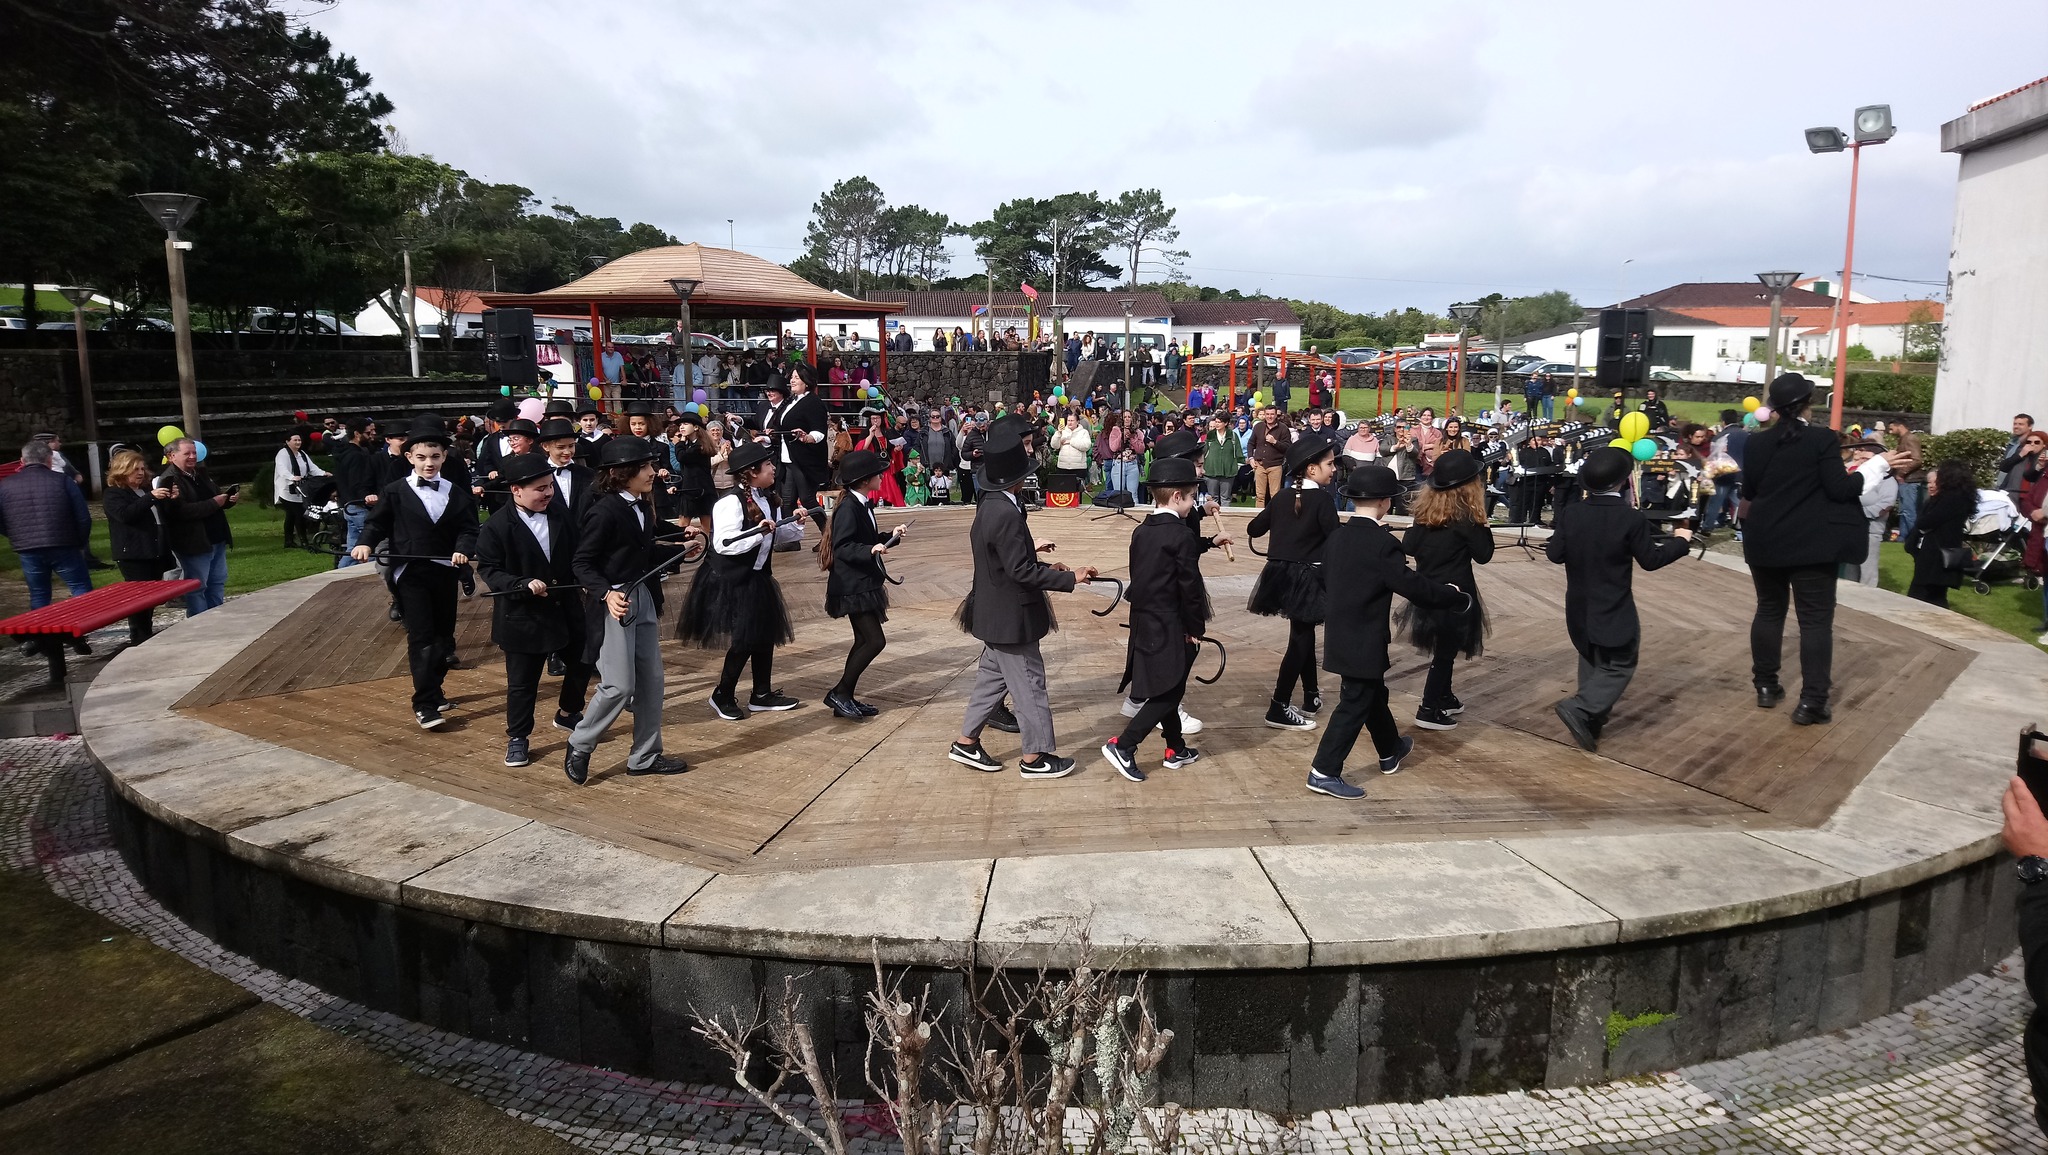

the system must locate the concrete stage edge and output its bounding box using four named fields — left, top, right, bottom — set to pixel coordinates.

left=84, top=539, right=2036, bottom=1111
